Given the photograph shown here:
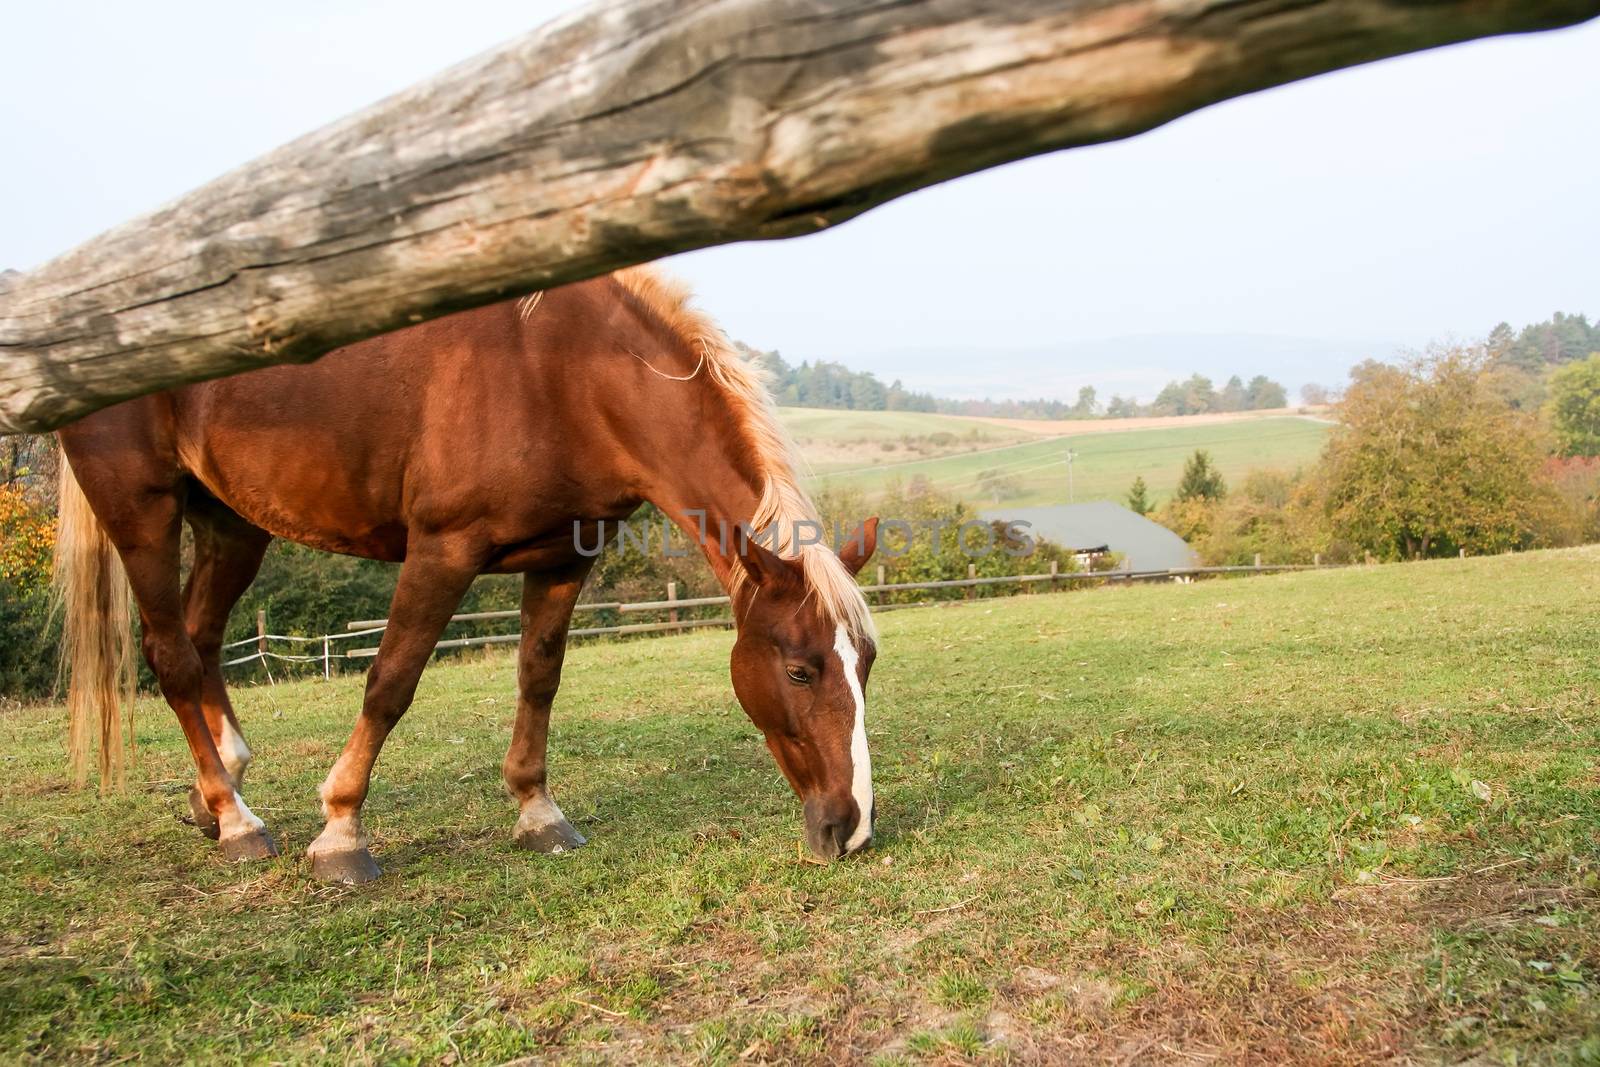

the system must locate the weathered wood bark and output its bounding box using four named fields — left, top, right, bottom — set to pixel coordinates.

left=3, top=0, right=1597, bottom=434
